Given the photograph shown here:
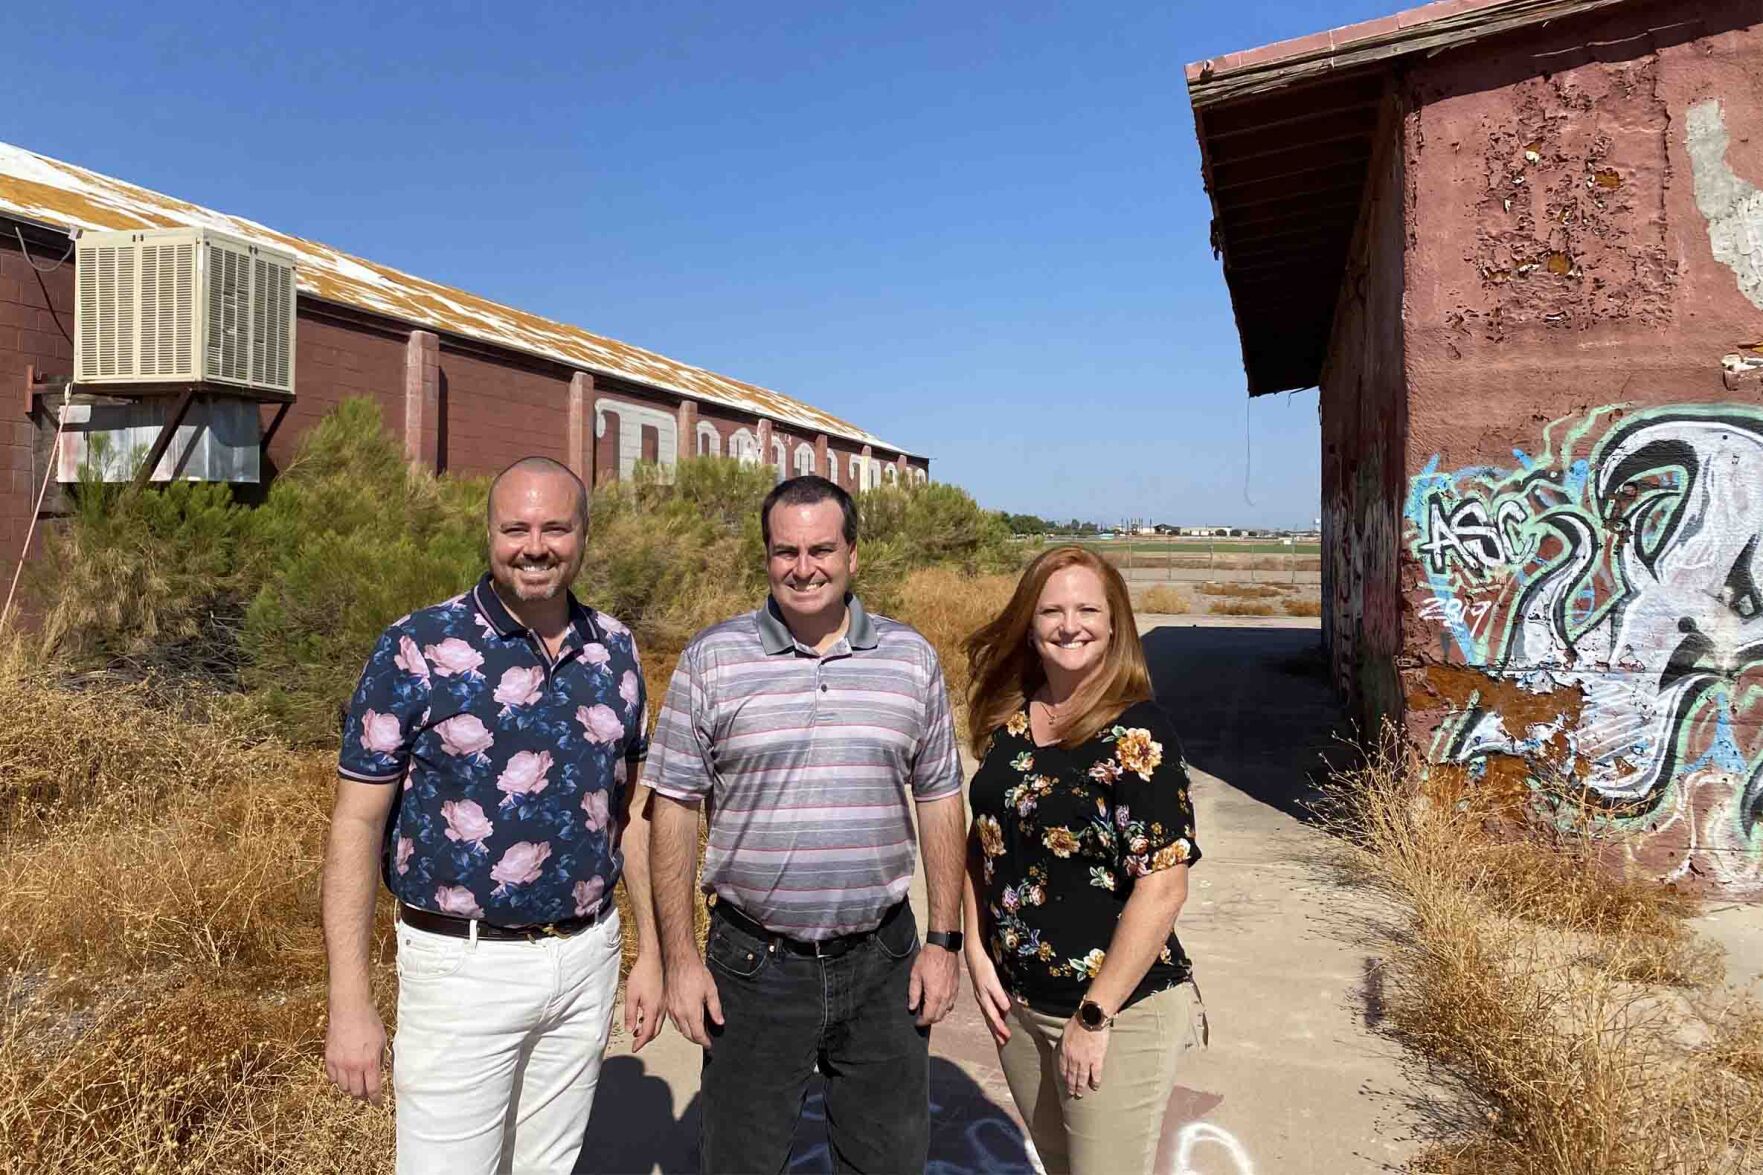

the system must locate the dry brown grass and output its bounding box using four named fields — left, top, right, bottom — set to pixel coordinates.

left=1196, top=581, right=1286, bottom=599
left=0, top=646, right=397, bottom=1173
left=895, top=567, right=1015, bottom=709
left=1282, top=598, right=1323, bottom=617
left=1208, top=599, right=1277, bottom=616
left=1136, top=584, right=1192, bottom=615
left=1323, top=745, right=1763, bottom=1174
